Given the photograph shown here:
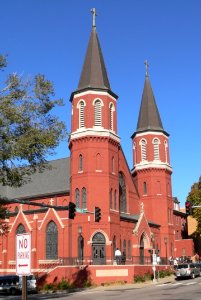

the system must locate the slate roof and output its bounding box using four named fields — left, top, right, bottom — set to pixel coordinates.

left=77, top=26, right=111, bottom=91
left=120, top=213, right=160, bottom=227
left=0, top=158, right=70, bottom=200
left=136, top=75, right=164, bottom=133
